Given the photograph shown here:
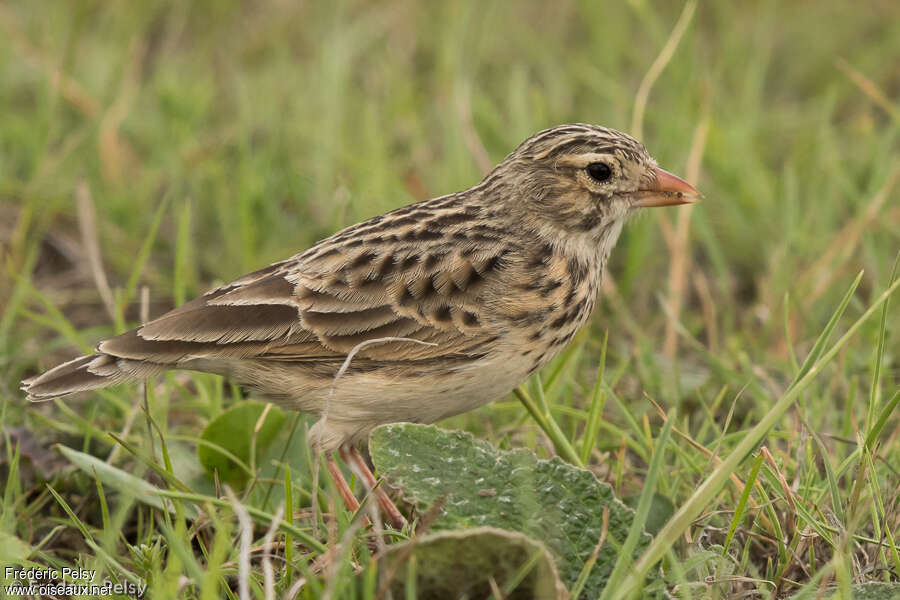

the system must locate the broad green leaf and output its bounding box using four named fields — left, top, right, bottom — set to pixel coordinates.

left=198, top=402, right=285, bottom=487
left=58, top=445, right=196, bottom=518
left=0, top=531, right=32, bottom=564
left=384, top=527, right=566, bottom=600
left=370, top=423, right=650, bottom=598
